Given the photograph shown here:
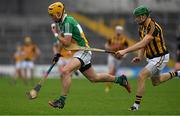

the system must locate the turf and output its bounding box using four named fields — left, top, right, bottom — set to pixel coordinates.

left=0, top=76, right=180, bottom=115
